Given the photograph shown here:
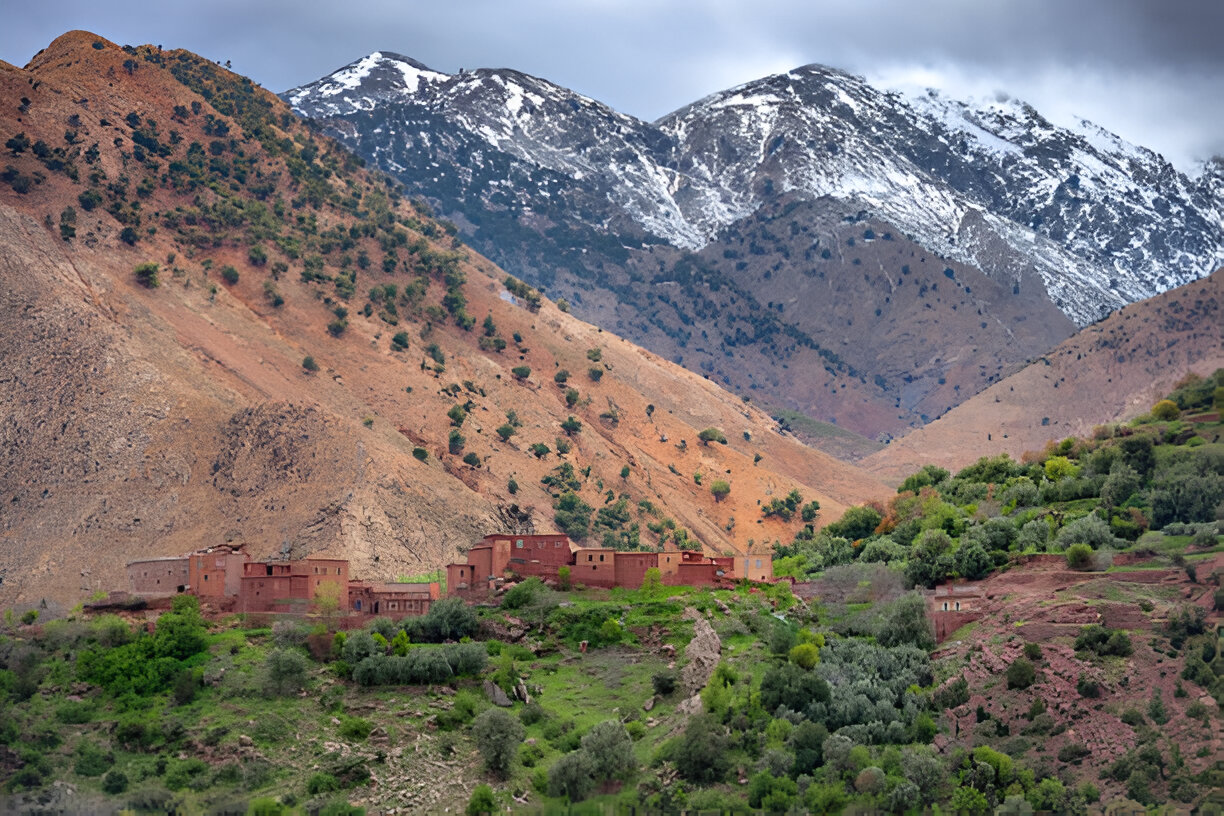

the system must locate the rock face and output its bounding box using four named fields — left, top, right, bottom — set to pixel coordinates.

left=286, top=55, right=1222, bottom=440
left=679, top=609, right=722, bottom=698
